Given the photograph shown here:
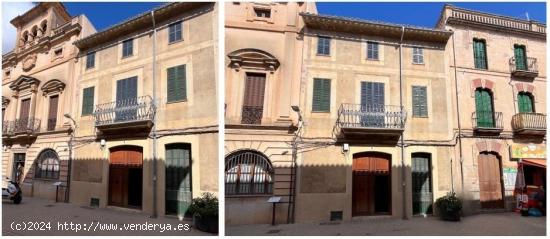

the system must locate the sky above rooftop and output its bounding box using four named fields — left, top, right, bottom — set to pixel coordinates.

left=2, top=2, right=547, bottom=53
